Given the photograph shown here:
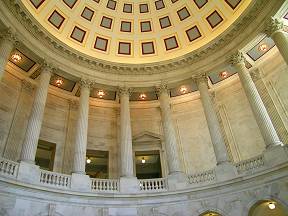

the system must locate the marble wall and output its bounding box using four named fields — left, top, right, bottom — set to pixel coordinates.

left=0, top=50, right=288, bottom=177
